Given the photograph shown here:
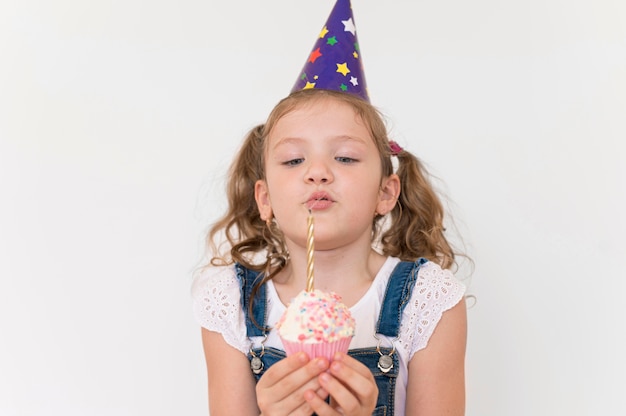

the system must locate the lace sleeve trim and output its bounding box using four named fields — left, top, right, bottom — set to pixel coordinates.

left=191, top=266, right=250, bottom=354
left=400, top=262, right=466, bottom=360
